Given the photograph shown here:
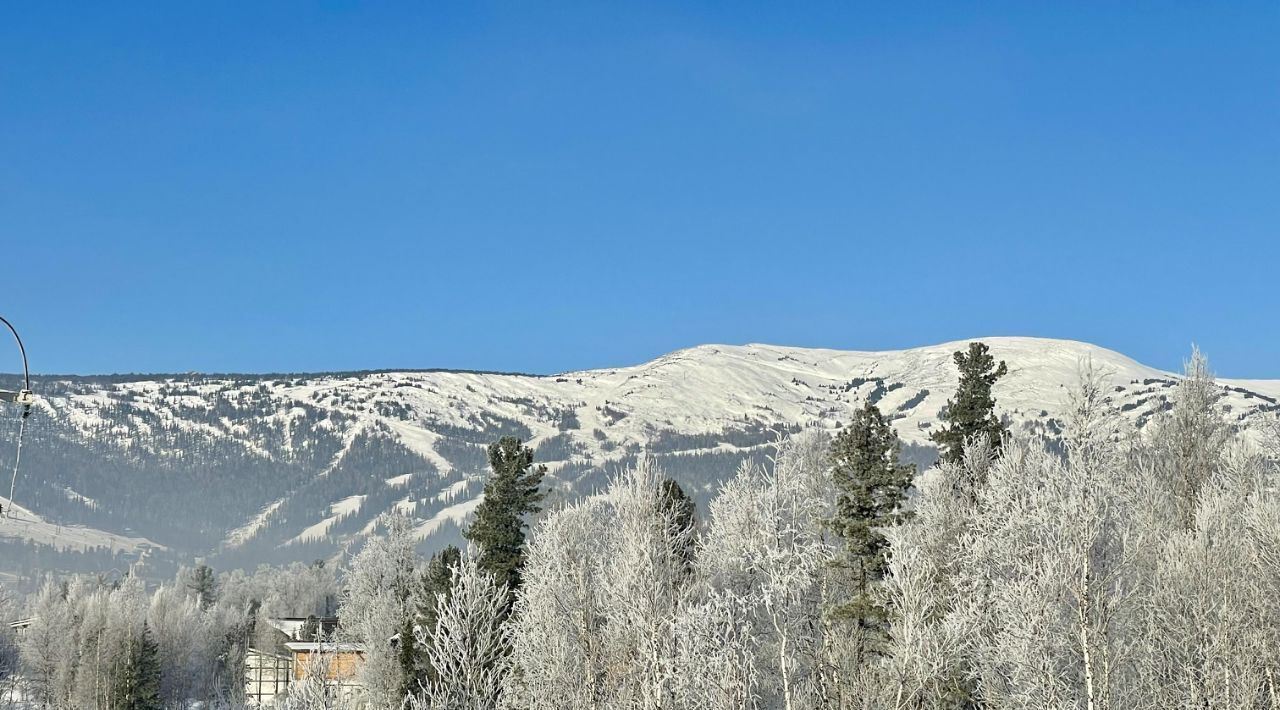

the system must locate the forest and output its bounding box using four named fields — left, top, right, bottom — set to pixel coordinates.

left=2, top=344, right=1279, bottom=709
